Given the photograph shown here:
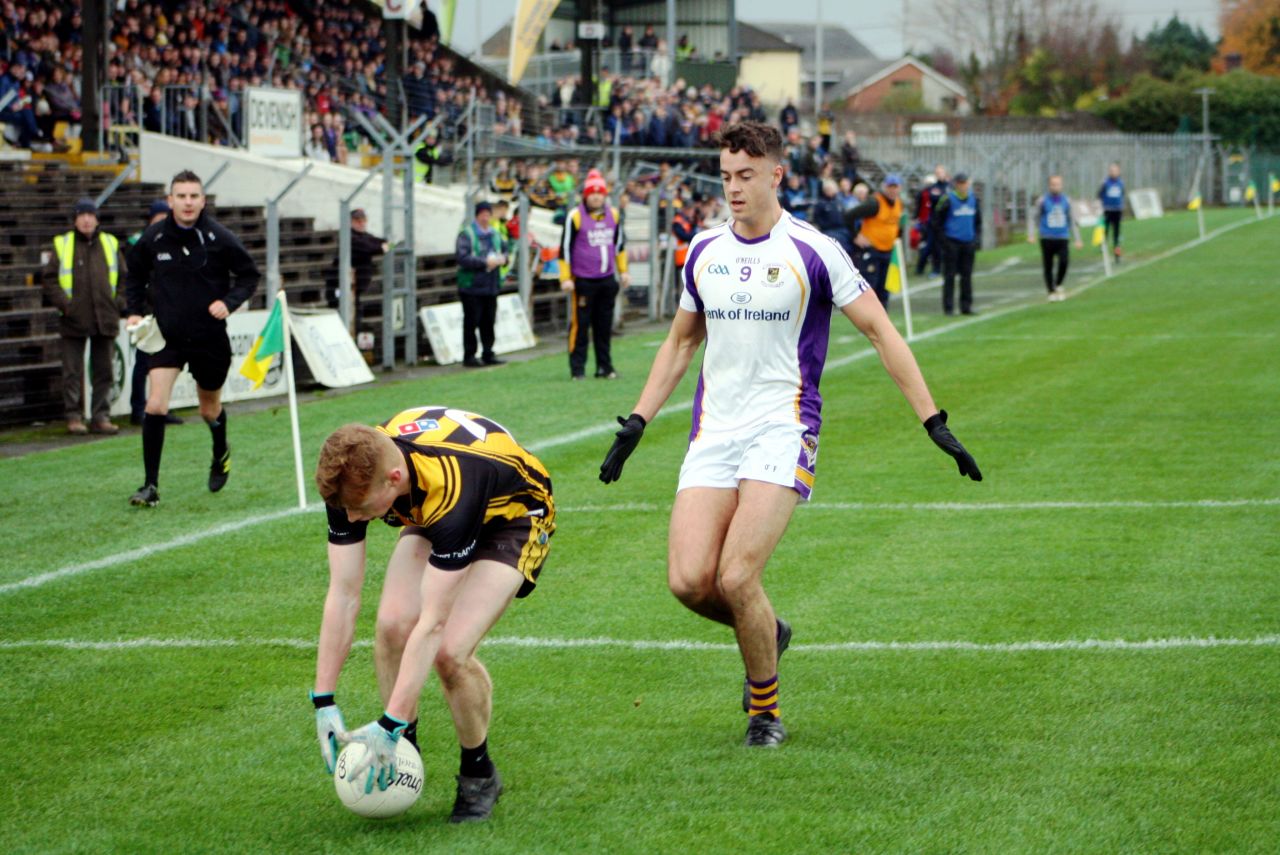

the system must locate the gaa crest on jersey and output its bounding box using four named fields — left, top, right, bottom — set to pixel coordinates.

left=398, top=418, right=440, bottom=436
left=766, top=265, right=781, bottom=284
